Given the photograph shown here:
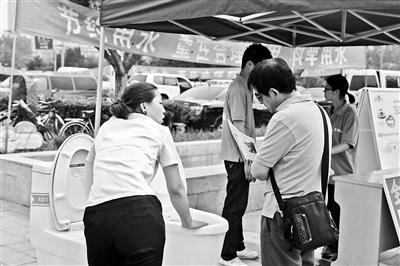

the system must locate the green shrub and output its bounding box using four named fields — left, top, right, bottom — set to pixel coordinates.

left=49, top=98, right=112, bottom=124
left=172, top=128, right=221, bottom=142
left=162, top=101, right=202, bottom=128
left=171, top=125, right=267, bottom=142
